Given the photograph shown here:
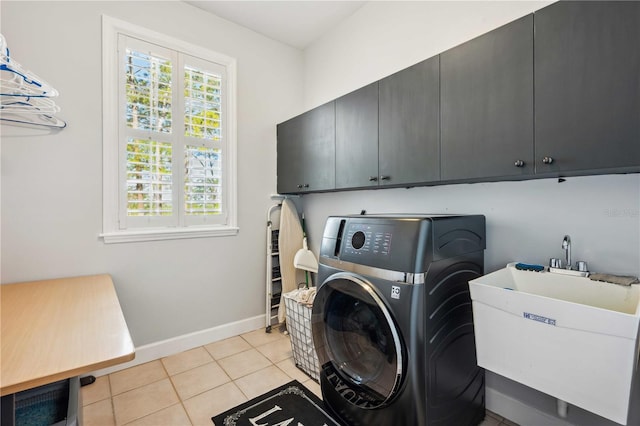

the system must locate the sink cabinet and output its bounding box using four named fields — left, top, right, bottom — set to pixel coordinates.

left=277, top=101, right=335, bottom=194
left=441, top=15, right=534, bottom=181
left=534, top=1, right=640, bottom=176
